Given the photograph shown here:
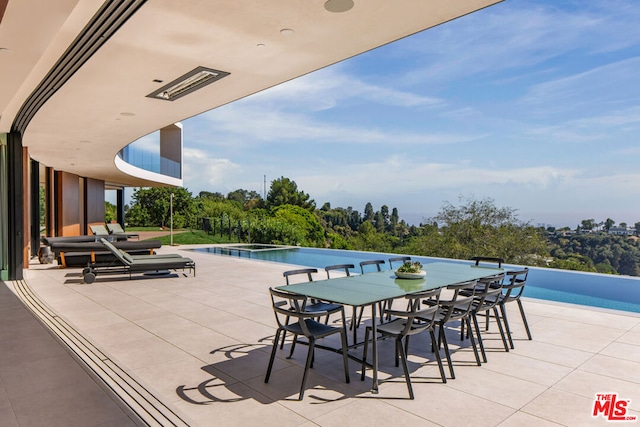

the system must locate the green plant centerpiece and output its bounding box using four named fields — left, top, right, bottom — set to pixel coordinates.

left=395, top=261, right=426, bottom=279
